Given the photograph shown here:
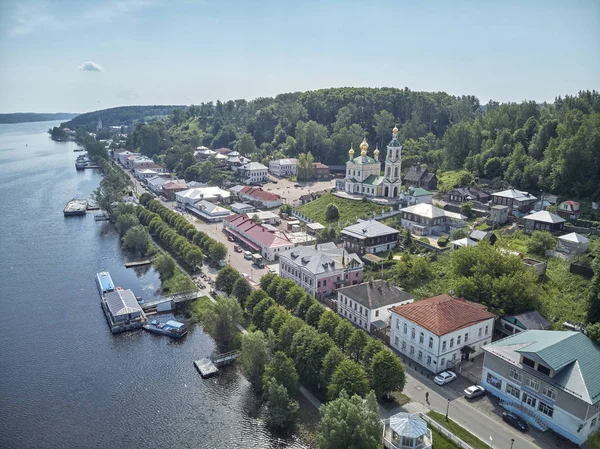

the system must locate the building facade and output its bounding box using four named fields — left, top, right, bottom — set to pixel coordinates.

left=238, top=162, right=268, bottom=184
left=269, top=158, right=297, bottom=177
left=491, top=189, right=537, bottom=215
left=341, top=219, right=399, bottom=255
left=403, top=166, right=438, bottom=191
left=523, top=211, right=566, bottom=234
left=390, top=295, right=496, bottom=373
left=400, top=204, right=466, bottom=236
left=481, top=331, right=600, bottom=445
